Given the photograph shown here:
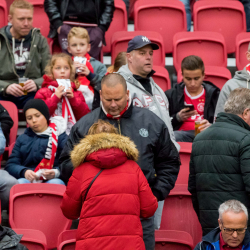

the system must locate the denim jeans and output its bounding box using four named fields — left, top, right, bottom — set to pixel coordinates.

left=18, top=178, right=65, bottom=185
left=174, top=130, right=195, bottom=142
left=0, top=123, right=6, bottom=155
left=141, top=216, right=155, bottom=250
left=179, top=0, right=191, bottom=31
